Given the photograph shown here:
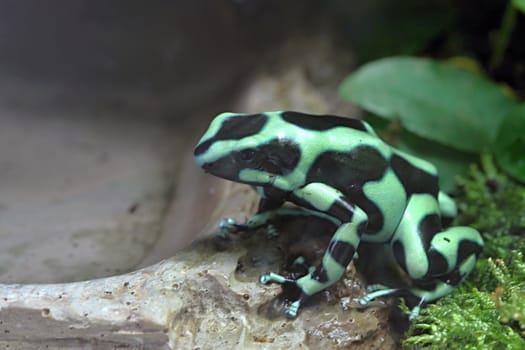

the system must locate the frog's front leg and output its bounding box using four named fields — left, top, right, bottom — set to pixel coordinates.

left=219, top=206, right=341, bottom=238
left=218, top=188, right=285, bottom=237
left=219, top=187, right=341, bottom=238
left=260, top=182, right=368, bottom=318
